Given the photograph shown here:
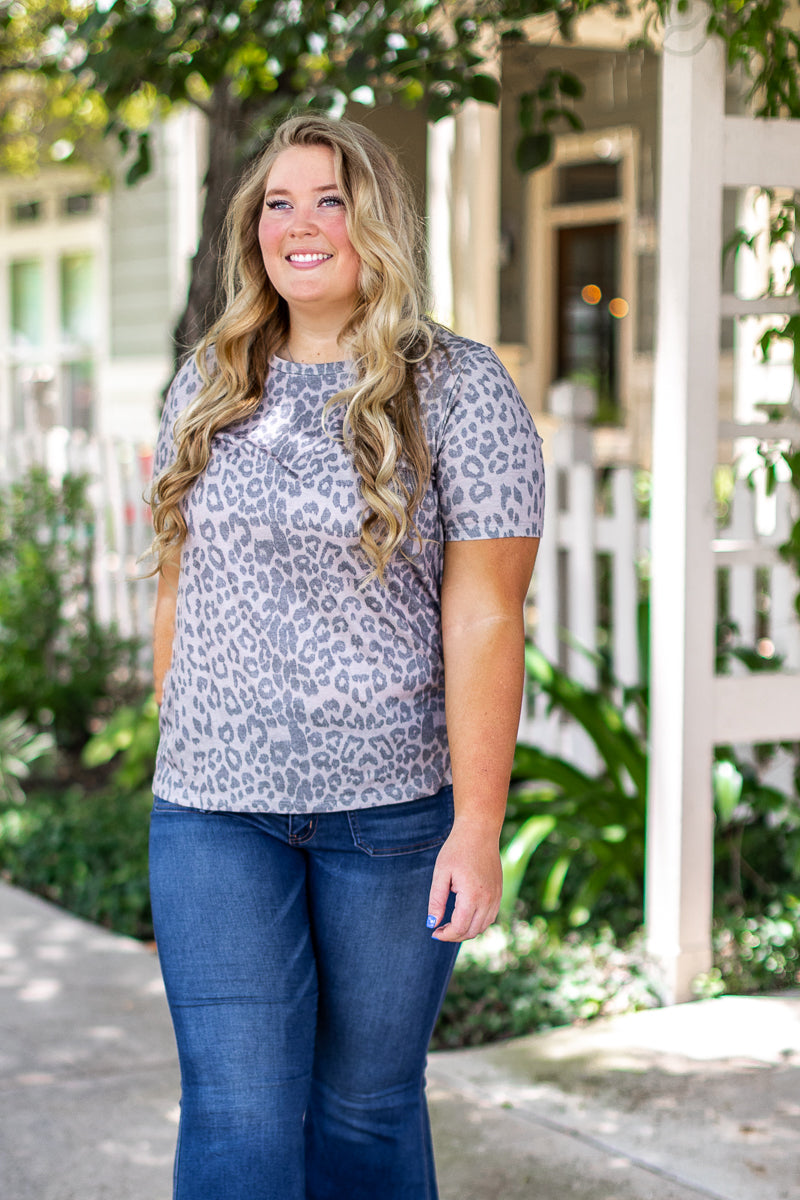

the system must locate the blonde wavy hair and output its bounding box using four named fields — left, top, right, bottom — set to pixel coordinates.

left=149, top=112, right=436, bottom=581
